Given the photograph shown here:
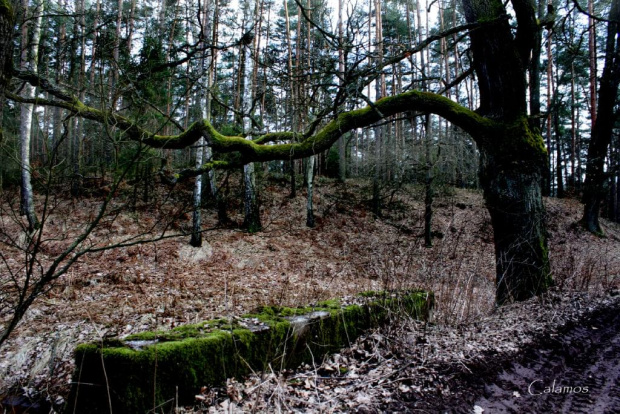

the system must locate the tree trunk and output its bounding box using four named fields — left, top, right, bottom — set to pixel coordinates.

left=190, top=138, right=204, bottom=246
left=424, top=114, right=433, bottom=248
left=479, top=135, right=551, bottom=304
left=462, top=0, right=551, bottom=304
left=70, top=0, right=85, bottom=197
left=241, top=0, right=261, bottom=233
left=372, top=0, right=384, bottom=216
left=544, top=25, right=554, bottom=196
left=582, top=0, right=620, bottom=235
left=190, top=0, right=213, bottom=247
left=283, top=0, right=296, bottom=197
left=20, top=0, right=44, bottom=232
left=337, top=0, right=346, bottom=183
left=306, top=155, right=315, bottom=227
left=0, top=0, right=15, bottom=143
left=554, top=107, right=564, bottom=198
left=110, top=0, right=122, bottom=109
left=588, top=0, right=597, bottom=128
left=570, top=62, right=577, bottom=192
